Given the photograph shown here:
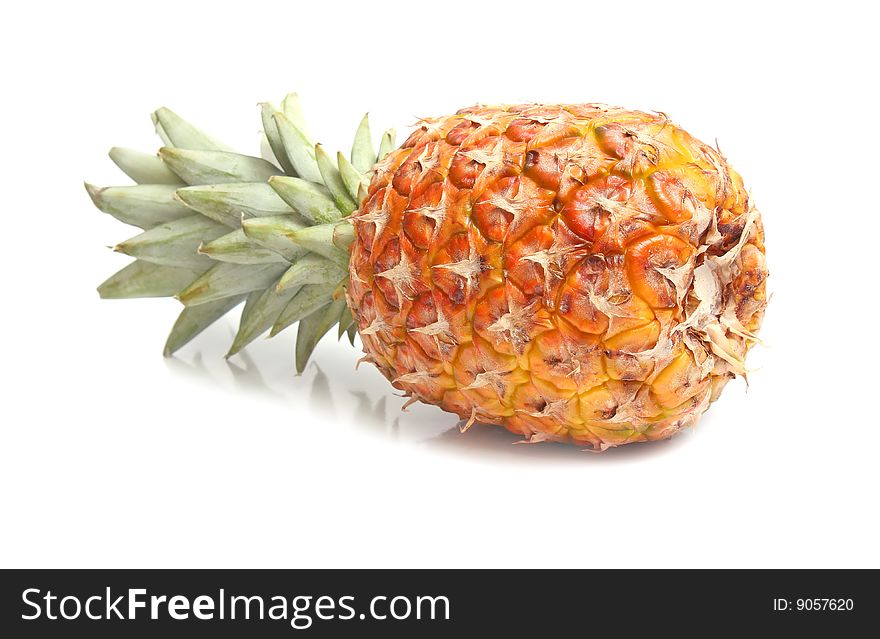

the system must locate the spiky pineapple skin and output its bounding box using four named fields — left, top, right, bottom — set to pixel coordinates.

left=347, top=104, right=767, bottom=449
